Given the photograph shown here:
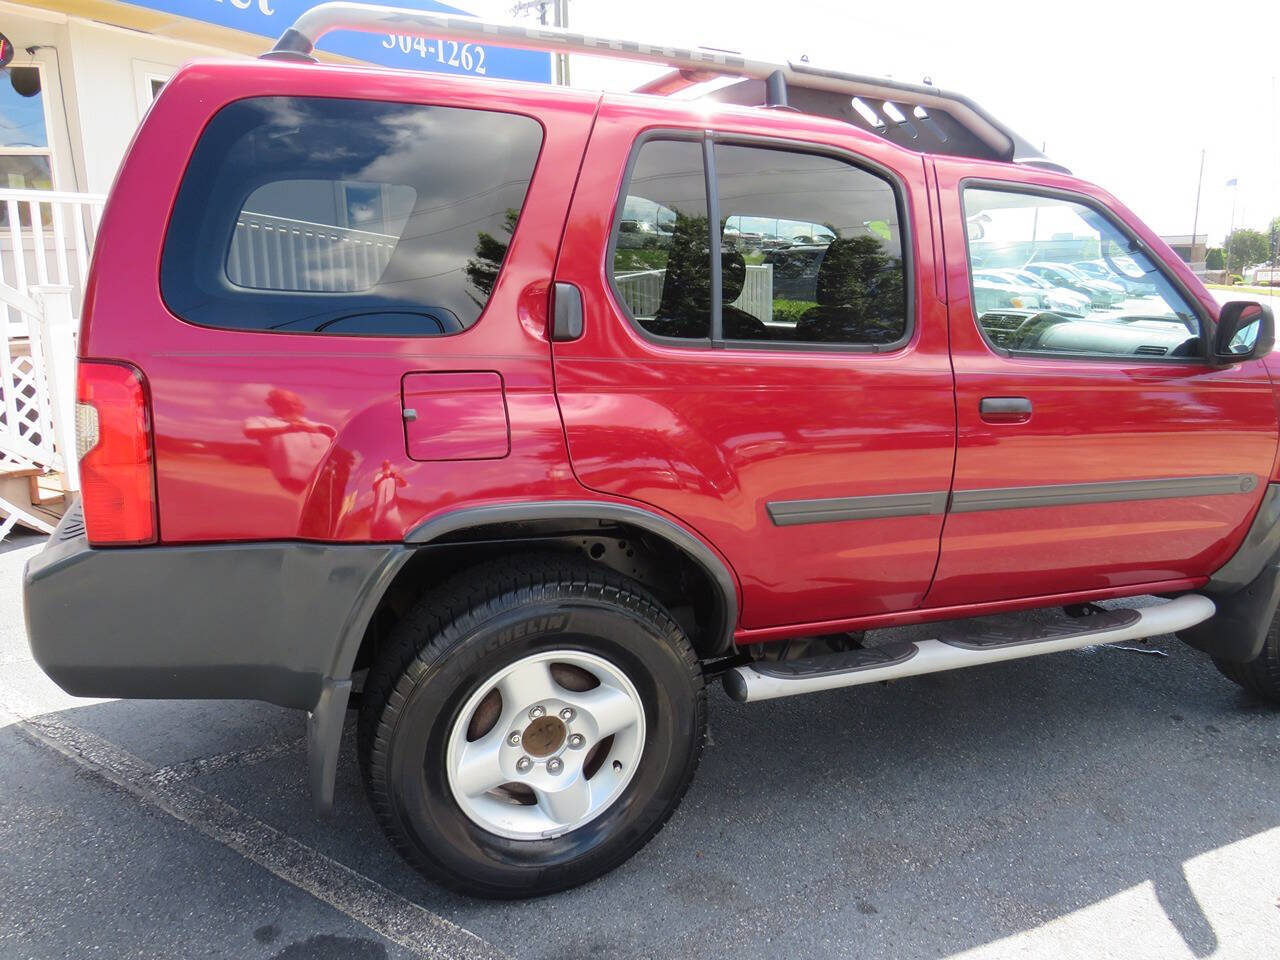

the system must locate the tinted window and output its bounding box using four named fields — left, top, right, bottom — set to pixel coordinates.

left=162, top=97, right=543, bottom=335
left=715, top=144, right=907, bottom=345
left=610, top=139, right=711, bottom=340
left=963, top=188, right=1202, bottom=359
